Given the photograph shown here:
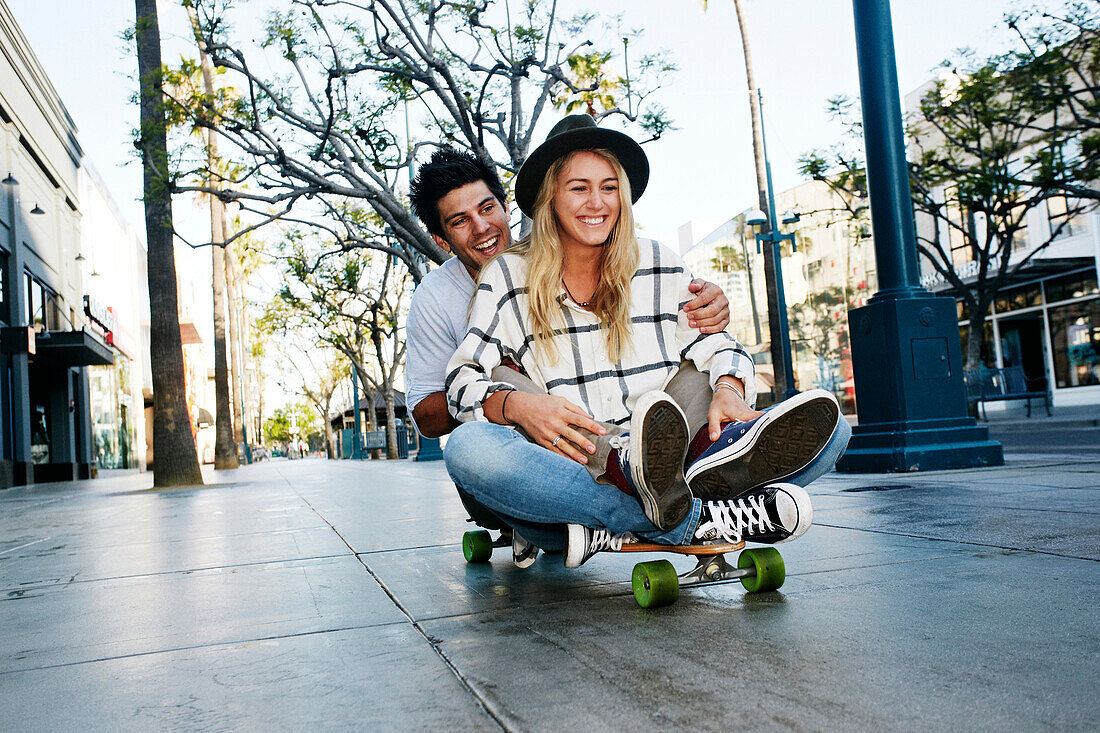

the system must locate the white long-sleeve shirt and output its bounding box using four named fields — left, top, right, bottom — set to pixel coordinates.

left=445, top=240, right=756, bottom=426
